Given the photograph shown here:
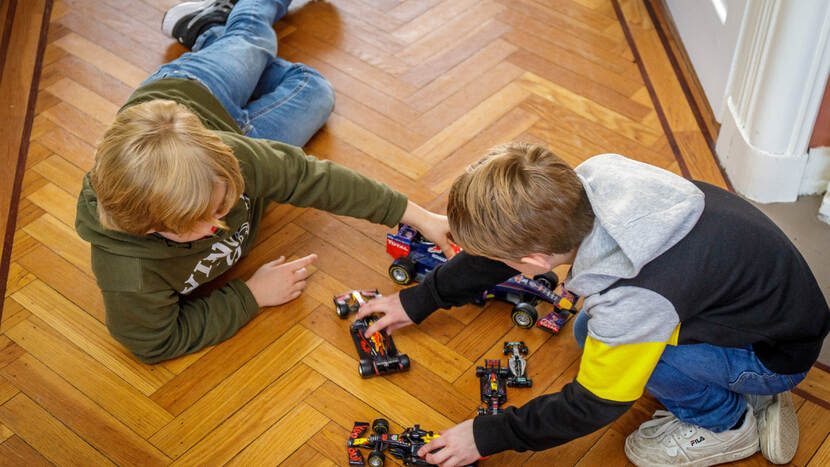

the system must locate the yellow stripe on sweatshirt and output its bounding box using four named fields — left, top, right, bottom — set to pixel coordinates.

left=576, top=324, right=681, bottom=402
